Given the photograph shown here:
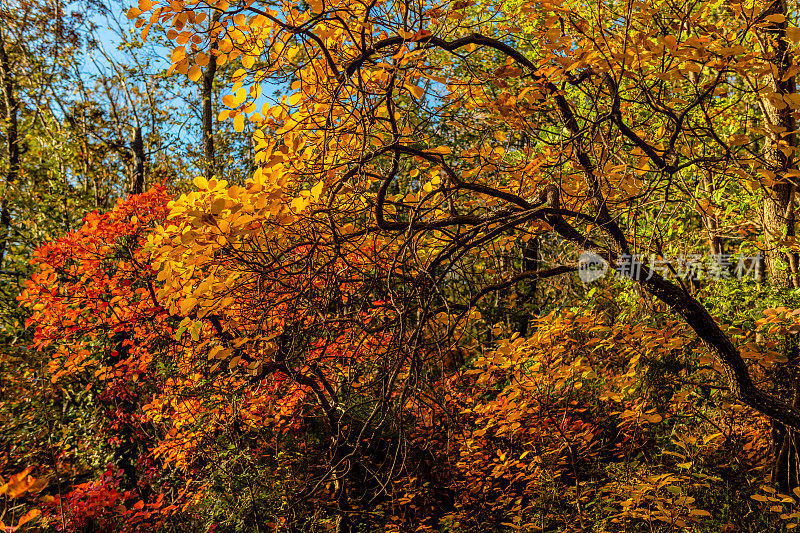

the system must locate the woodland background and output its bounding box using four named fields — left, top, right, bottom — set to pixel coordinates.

left=5, top=0, right=800, bottom=531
